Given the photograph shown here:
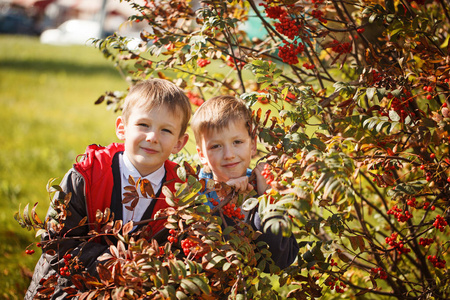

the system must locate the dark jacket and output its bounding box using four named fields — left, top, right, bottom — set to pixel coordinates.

left=199, top=169, right=299, bottom=270
left=25, top=143, right=182, bottom=299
